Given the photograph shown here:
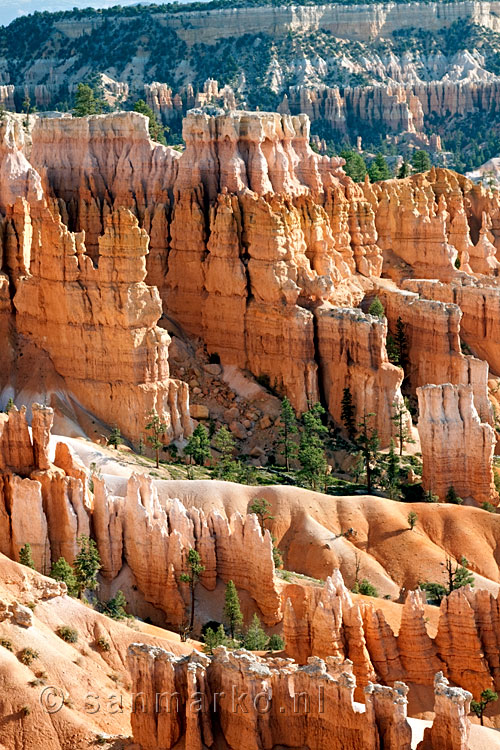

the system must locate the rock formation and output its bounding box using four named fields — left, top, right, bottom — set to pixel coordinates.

left=0, top=114, right=192, bottom=443
left=128, top=644, right=412, bottom=750
left=128, top=643, right=480, bottom=750
left=417, top=672, right=472, bottom=750
left=417, top=384, right=497, bottom=504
